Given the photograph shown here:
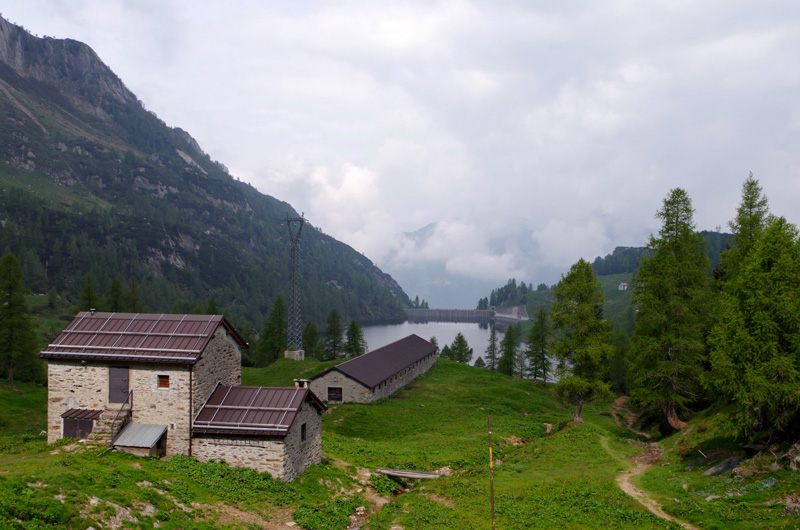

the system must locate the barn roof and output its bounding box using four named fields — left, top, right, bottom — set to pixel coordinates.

left=40, top=312, right=247, bottom=365
left=193, top=384, right=326, bottom=437
left=313, top=334, right=438, bottom=389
